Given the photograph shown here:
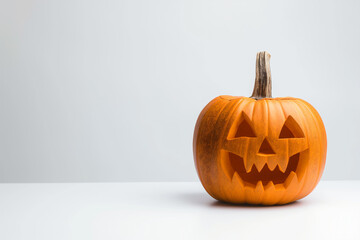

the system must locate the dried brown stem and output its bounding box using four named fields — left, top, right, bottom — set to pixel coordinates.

left=250, top=51, right=272, bottom=100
